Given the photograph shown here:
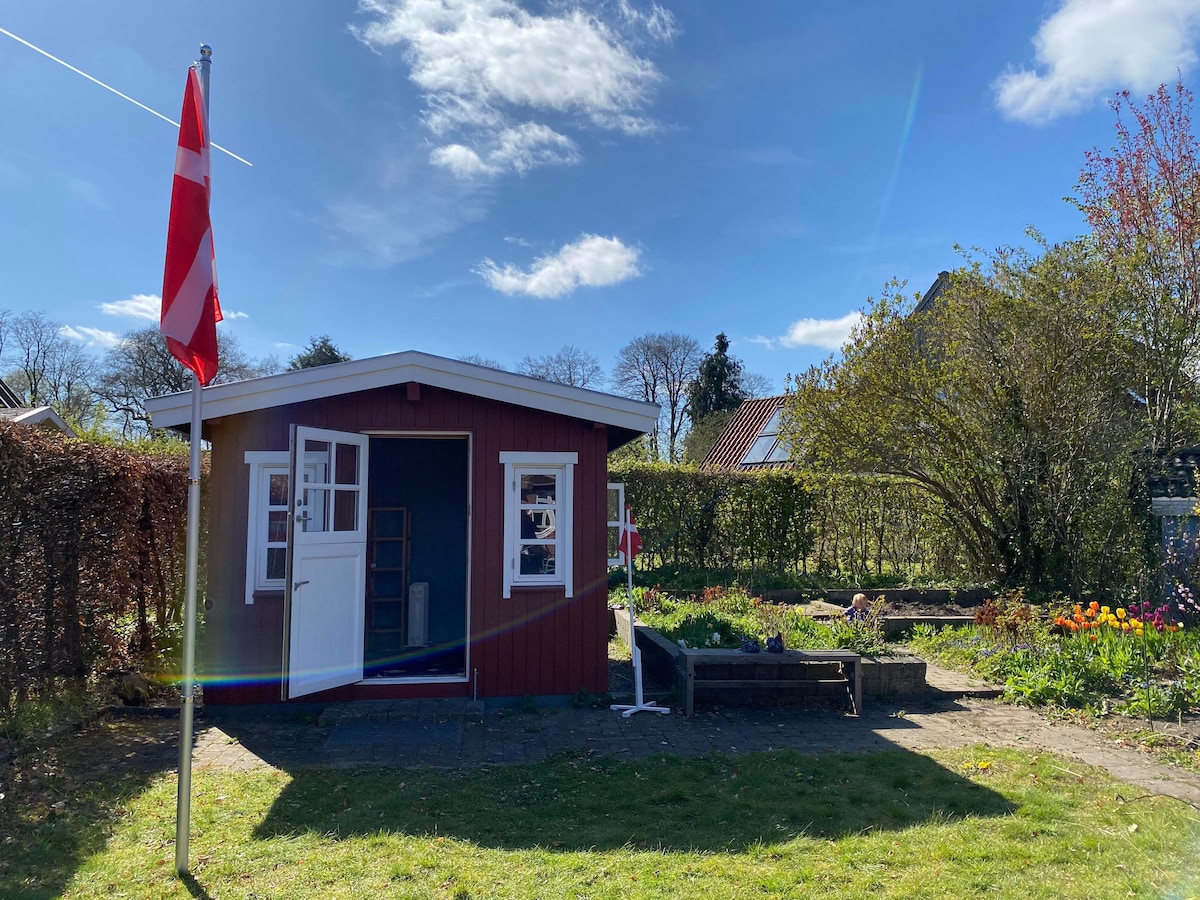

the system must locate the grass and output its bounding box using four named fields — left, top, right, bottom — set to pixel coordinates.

left=3, top=734, right=1199, bottom=899
left=0, top=679, right=108, bottom=745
